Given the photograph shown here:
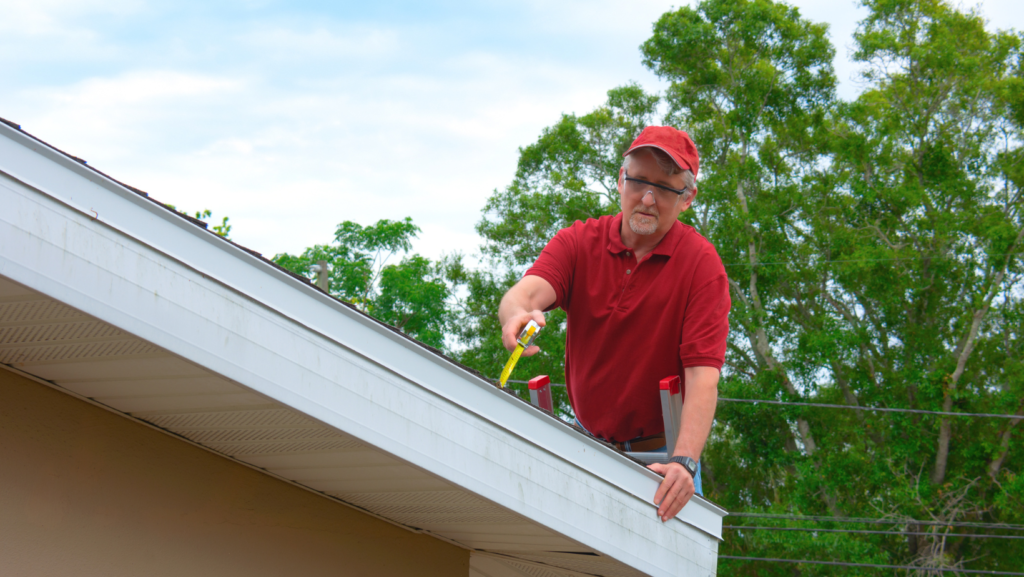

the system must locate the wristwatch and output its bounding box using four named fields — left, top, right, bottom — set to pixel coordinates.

left=668, top=456, right=698, bottom=479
